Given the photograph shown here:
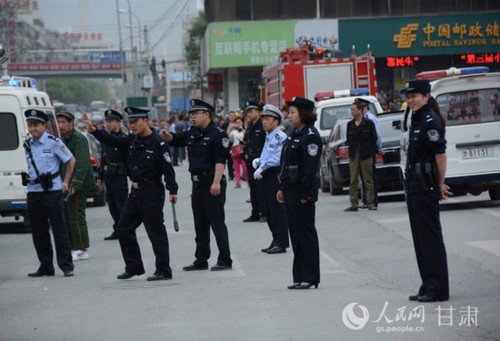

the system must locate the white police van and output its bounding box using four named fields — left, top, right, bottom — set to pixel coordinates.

left=401, top=67, right=500, bottom=200
left=0, top=45, right=60, bottom=227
